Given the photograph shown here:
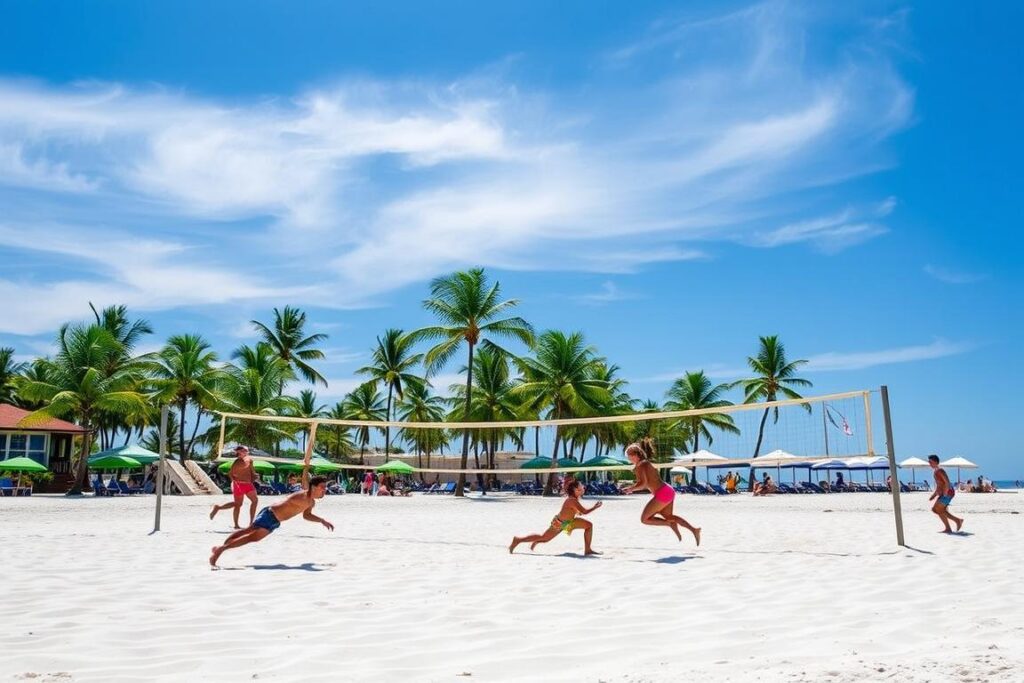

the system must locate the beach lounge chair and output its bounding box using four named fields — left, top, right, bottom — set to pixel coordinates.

left=0, top=477, right=17, bottom=496
left=443, top=482, right=457, bottom=494
left=777, top=483, right=798, bottom=494
left=117, top=481, right=142, bottom=495
left=106, top=478, right=121, bottom=495
left=272, top=481, right=289, bottom=495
